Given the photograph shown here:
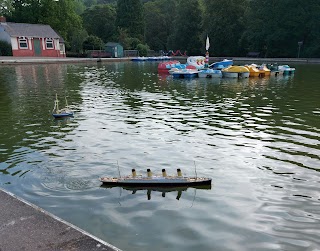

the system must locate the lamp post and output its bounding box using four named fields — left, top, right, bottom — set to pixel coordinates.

left=297, top=41, right=303, bottom=58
